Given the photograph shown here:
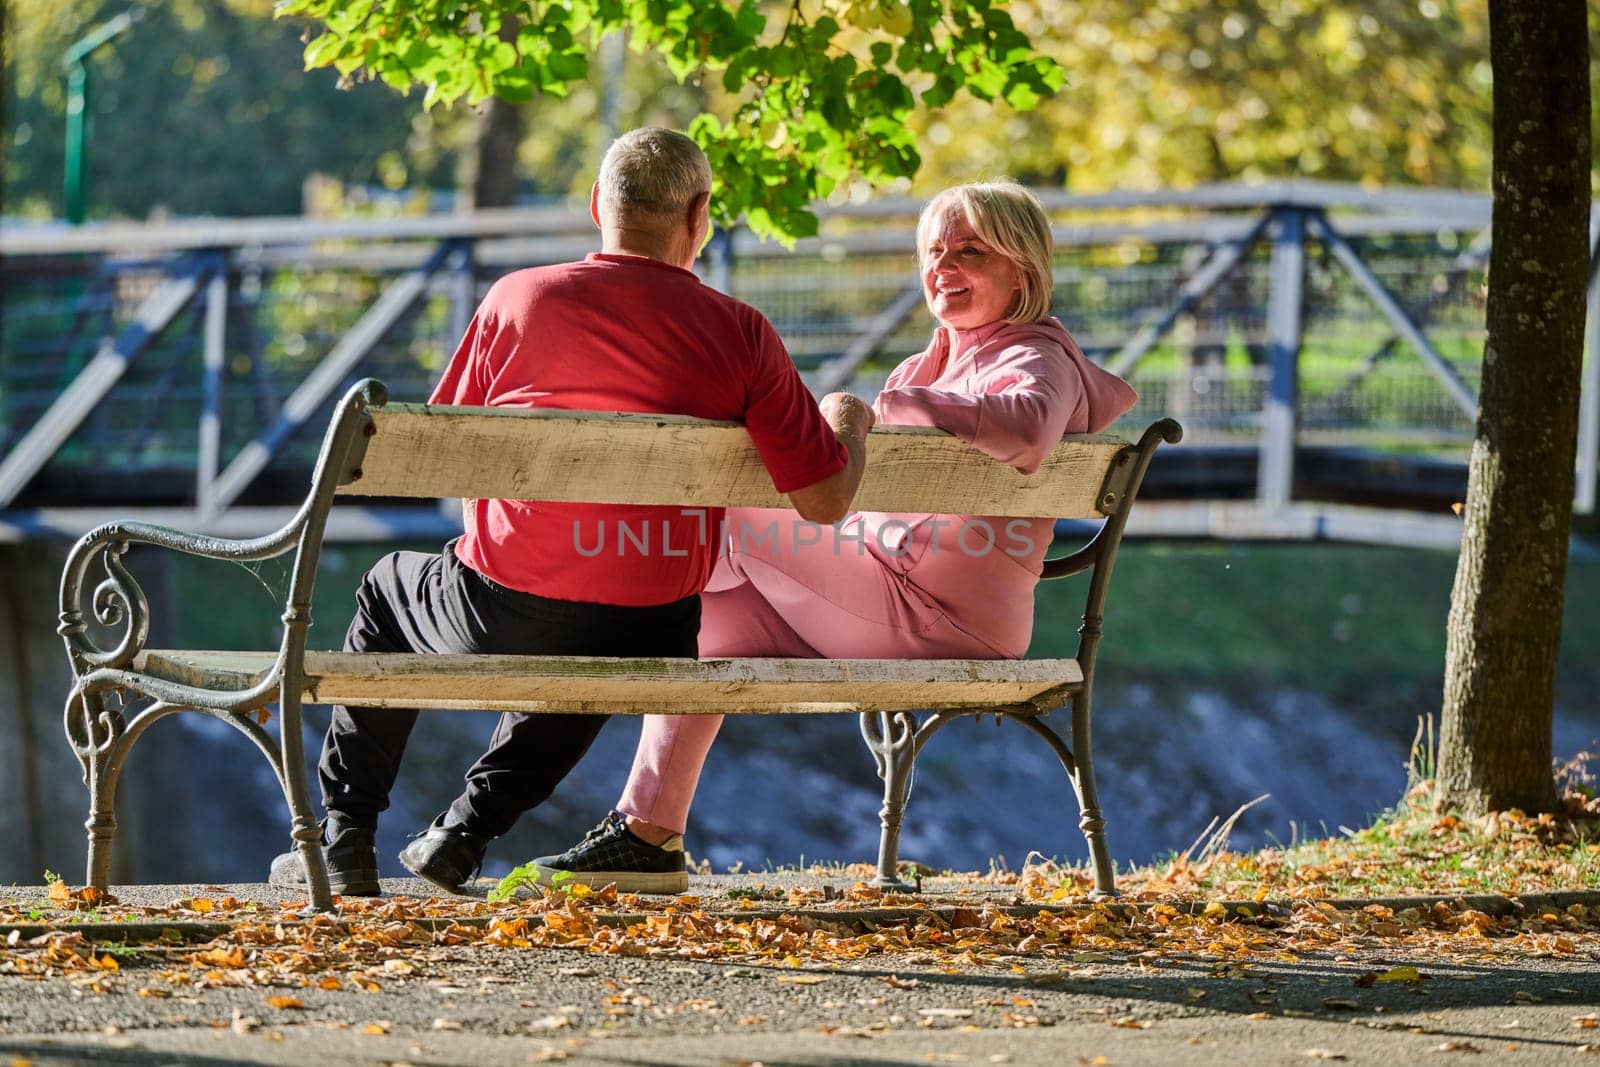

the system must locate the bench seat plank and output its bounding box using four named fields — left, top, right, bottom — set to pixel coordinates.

left=133, top=650, right=1081, bottom=715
